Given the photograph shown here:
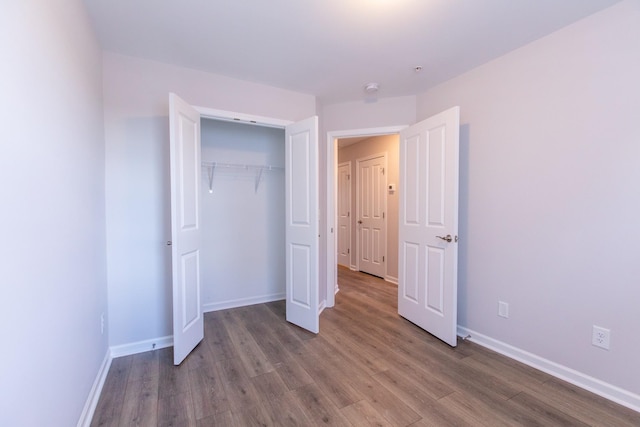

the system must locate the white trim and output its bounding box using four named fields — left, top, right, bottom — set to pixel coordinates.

left=110, top=335, right=173, bottom=358
left=350, top=265, right=358, bottom=271
left=326, top=126, right=406, bottom=311
left=319, top=300, right=327, bottom=314
left=326, top=137, right=338, bottom=309
left=385, top=275, right=398, bottom=285
left=337, top=161, right=352, bottom=274
left=328, top=126, right=408, bottom=140
left=77, top=350, right=112, bottom=427
left=194, top=106, right=293, bottom=128
left=457, top=326, right=640, bottom=413
left=203, top=293, right=285, bottom=313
